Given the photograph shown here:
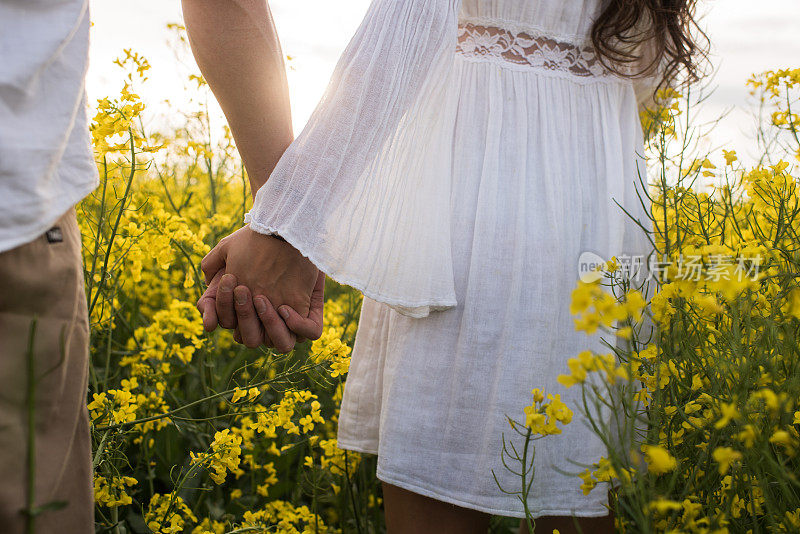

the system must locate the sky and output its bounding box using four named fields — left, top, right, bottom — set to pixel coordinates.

left=88, top=0, right=800, bottom=164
